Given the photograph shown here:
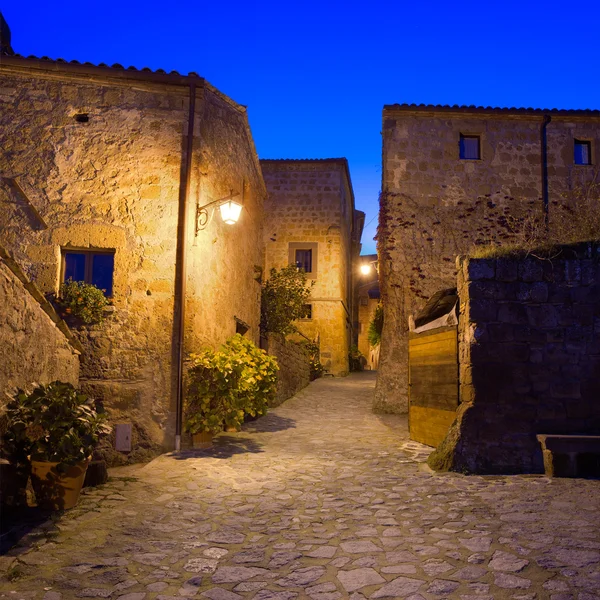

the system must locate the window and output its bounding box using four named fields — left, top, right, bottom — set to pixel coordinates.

left=295, top=249, right=312, bottom=273
left=62, top=249, right=115, bottom=296
left=288, top=242, right=318, bottom=278
left=235, top=317, right=249, bottom=336
left=574, top=139, right=592, bottom=165
left=460, top=134, right=481, bottom=160
left=300, top=304, right=312, bottom=320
